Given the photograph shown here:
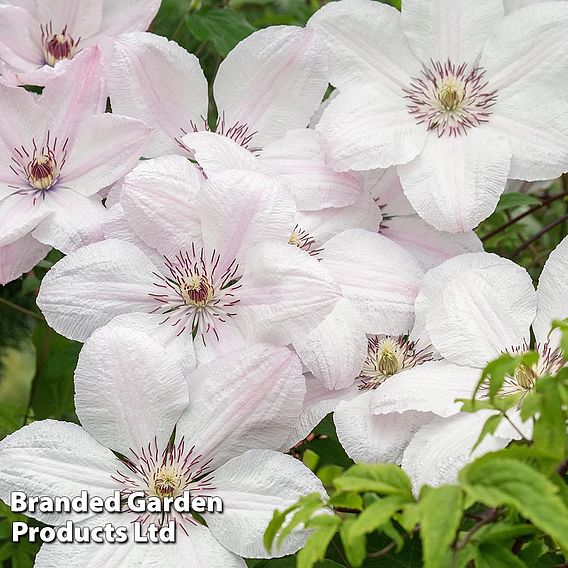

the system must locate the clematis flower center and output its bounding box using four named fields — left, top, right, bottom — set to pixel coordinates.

left=359, top=335, right=433, bottom=389
left=114, top=438, right=215, bottom=533
left=496, top=341, right=566, bottom=400
left=41, top=24, right=79, bottom=66
left=150, top=246, right=241, bottom=342
left=27, top=153, right=57, bottom=190
left=403, top=60, right=498, bottom=137
left=288, top=225, right=323, bottom=259
left=180, top=274, right=214, bottom=308
left=151, top=465, right=184, bottom=499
